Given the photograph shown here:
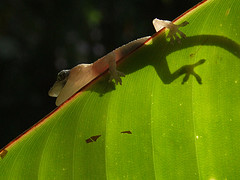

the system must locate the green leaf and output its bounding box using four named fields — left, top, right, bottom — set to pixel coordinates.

left=1, top=0, right=240, bottom=179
